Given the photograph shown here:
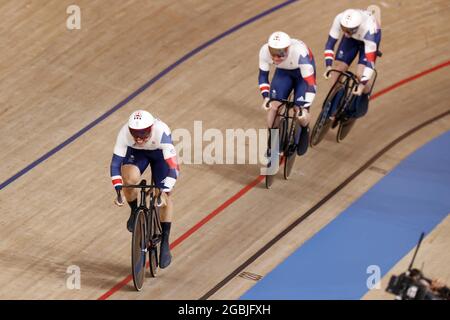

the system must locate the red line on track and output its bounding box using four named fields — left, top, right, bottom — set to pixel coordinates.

left=98, top=59, right=450, bottom=300
left=370, top=60, right=450, bottom=101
